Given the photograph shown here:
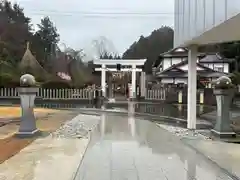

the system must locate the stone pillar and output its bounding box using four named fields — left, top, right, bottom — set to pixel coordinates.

left=212, top=89, right=236, bottom=138
left=131, top=64, right=136, bottom=99
left=140, top=71, right=146, bottom=98
left=16, top=87, right=39, bottom=137
left=101, top=64, right=106, bottom=97
left=187, top=45, right=197, bottom=129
